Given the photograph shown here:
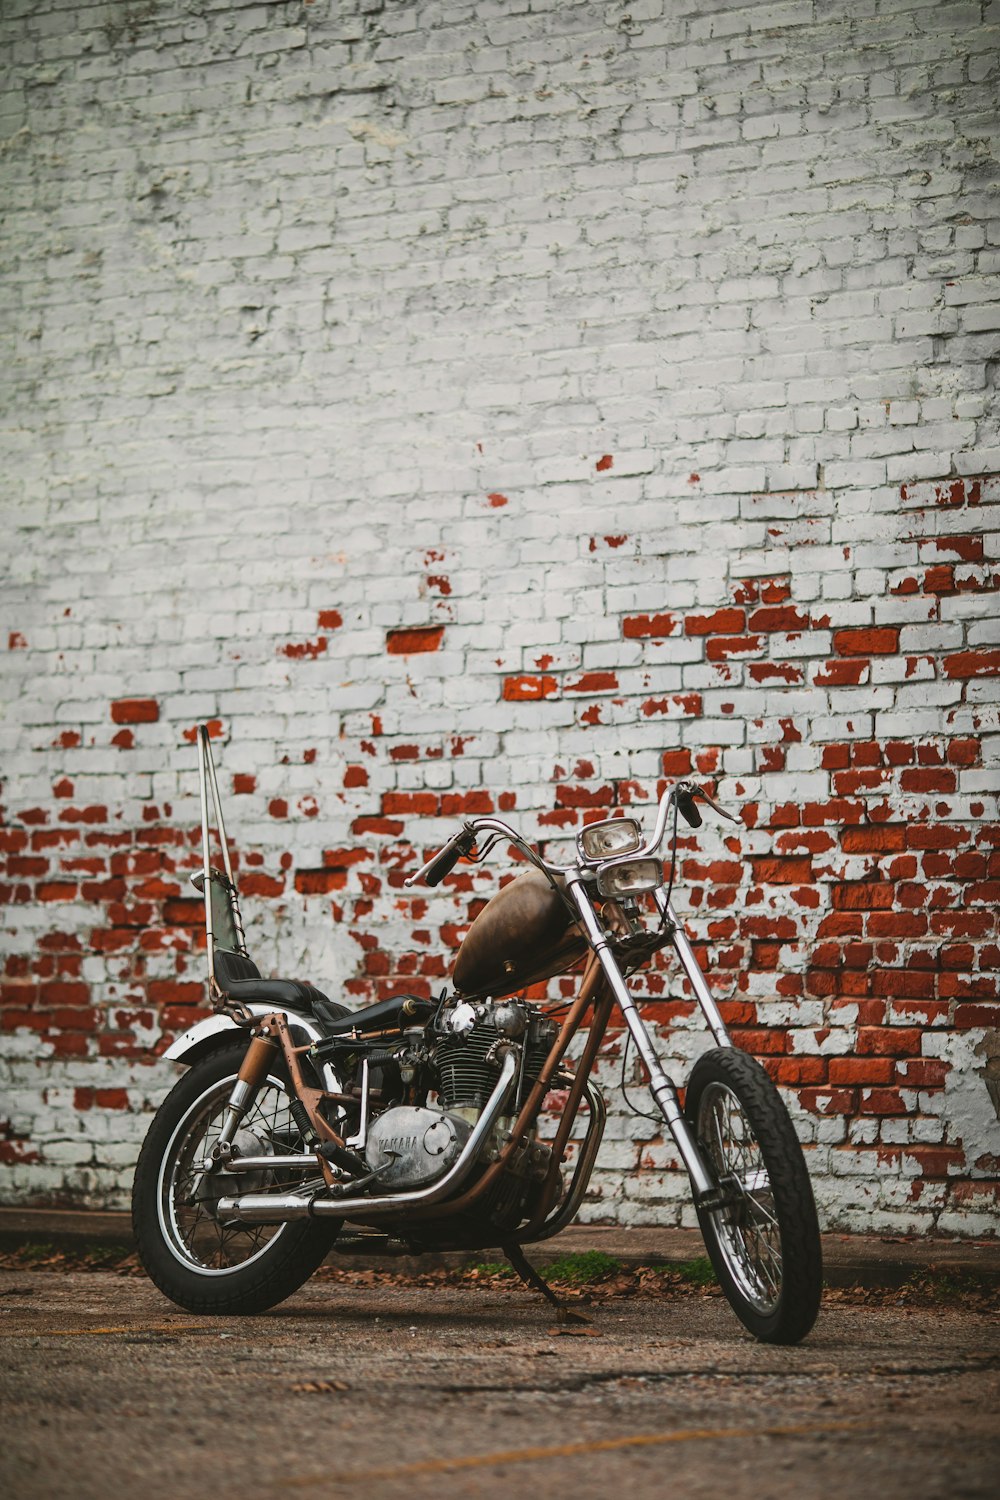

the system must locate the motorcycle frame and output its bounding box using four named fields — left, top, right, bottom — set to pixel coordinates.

left=195, top=730, right=737, bottom=1232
